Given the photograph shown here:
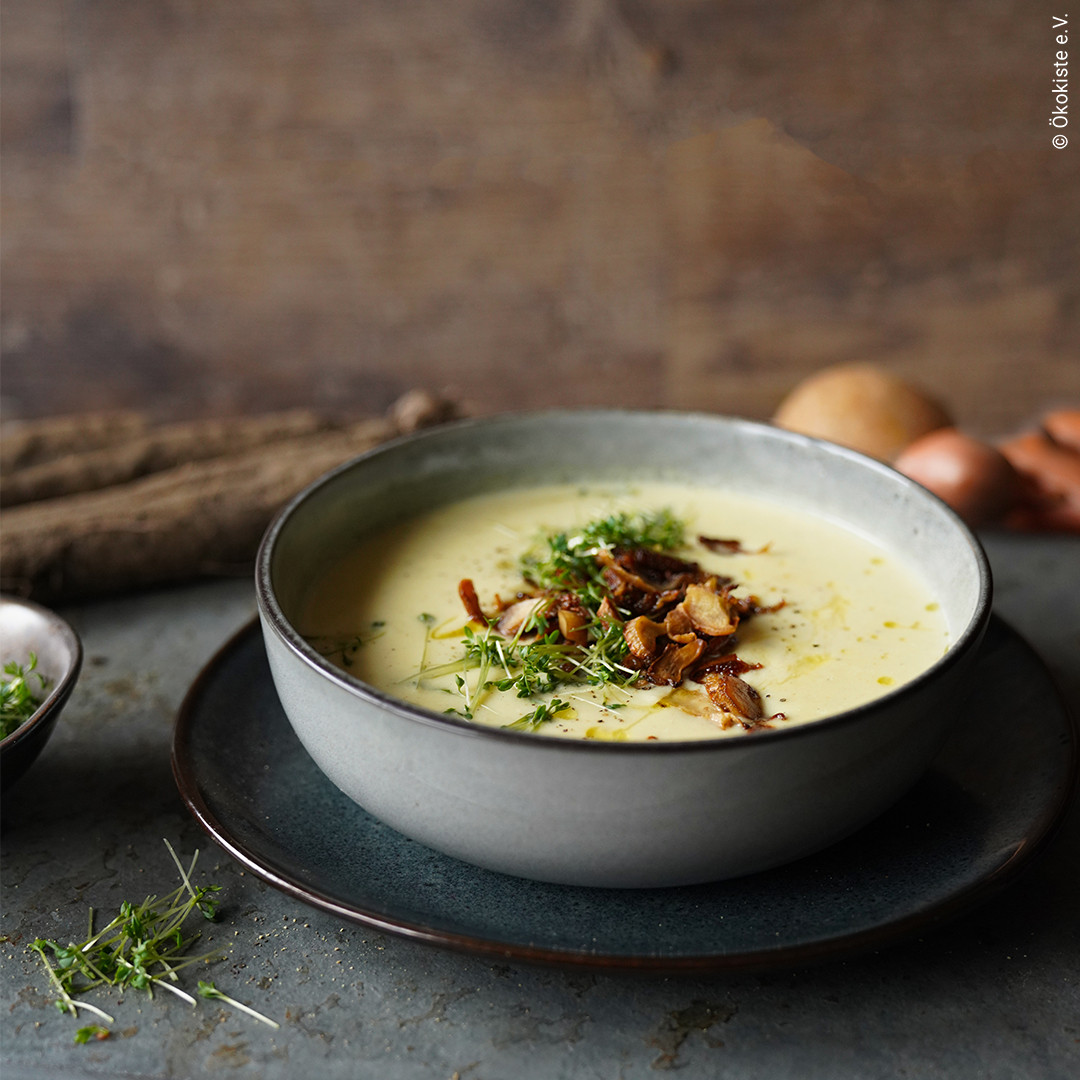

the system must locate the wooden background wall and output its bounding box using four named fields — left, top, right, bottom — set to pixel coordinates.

left=2, top=0, right=1077, bottom=434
